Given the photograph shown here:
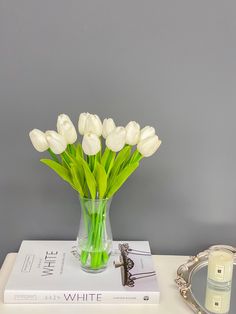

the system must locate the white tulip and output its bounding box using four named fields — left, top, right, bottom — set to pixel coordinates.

left=106, top=127, right=126, bottom=152
left=139, top=126, right=155, bottom=142
left=78, top=112, right=90, bottom=135
left=57, top=113, right=77, bottom=144
left=29, top=129, right=49, bottom=152
left=137, top=135, right=161, bottom=157
left=102, top=118, right=116, bottom=138
left=45, top=131, right=67, bottom=154
left=84, top=114, right=103, bottom=136
left=125, top=121, right=140, bottom=145
left=82, top=133, right=101, bottom=155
